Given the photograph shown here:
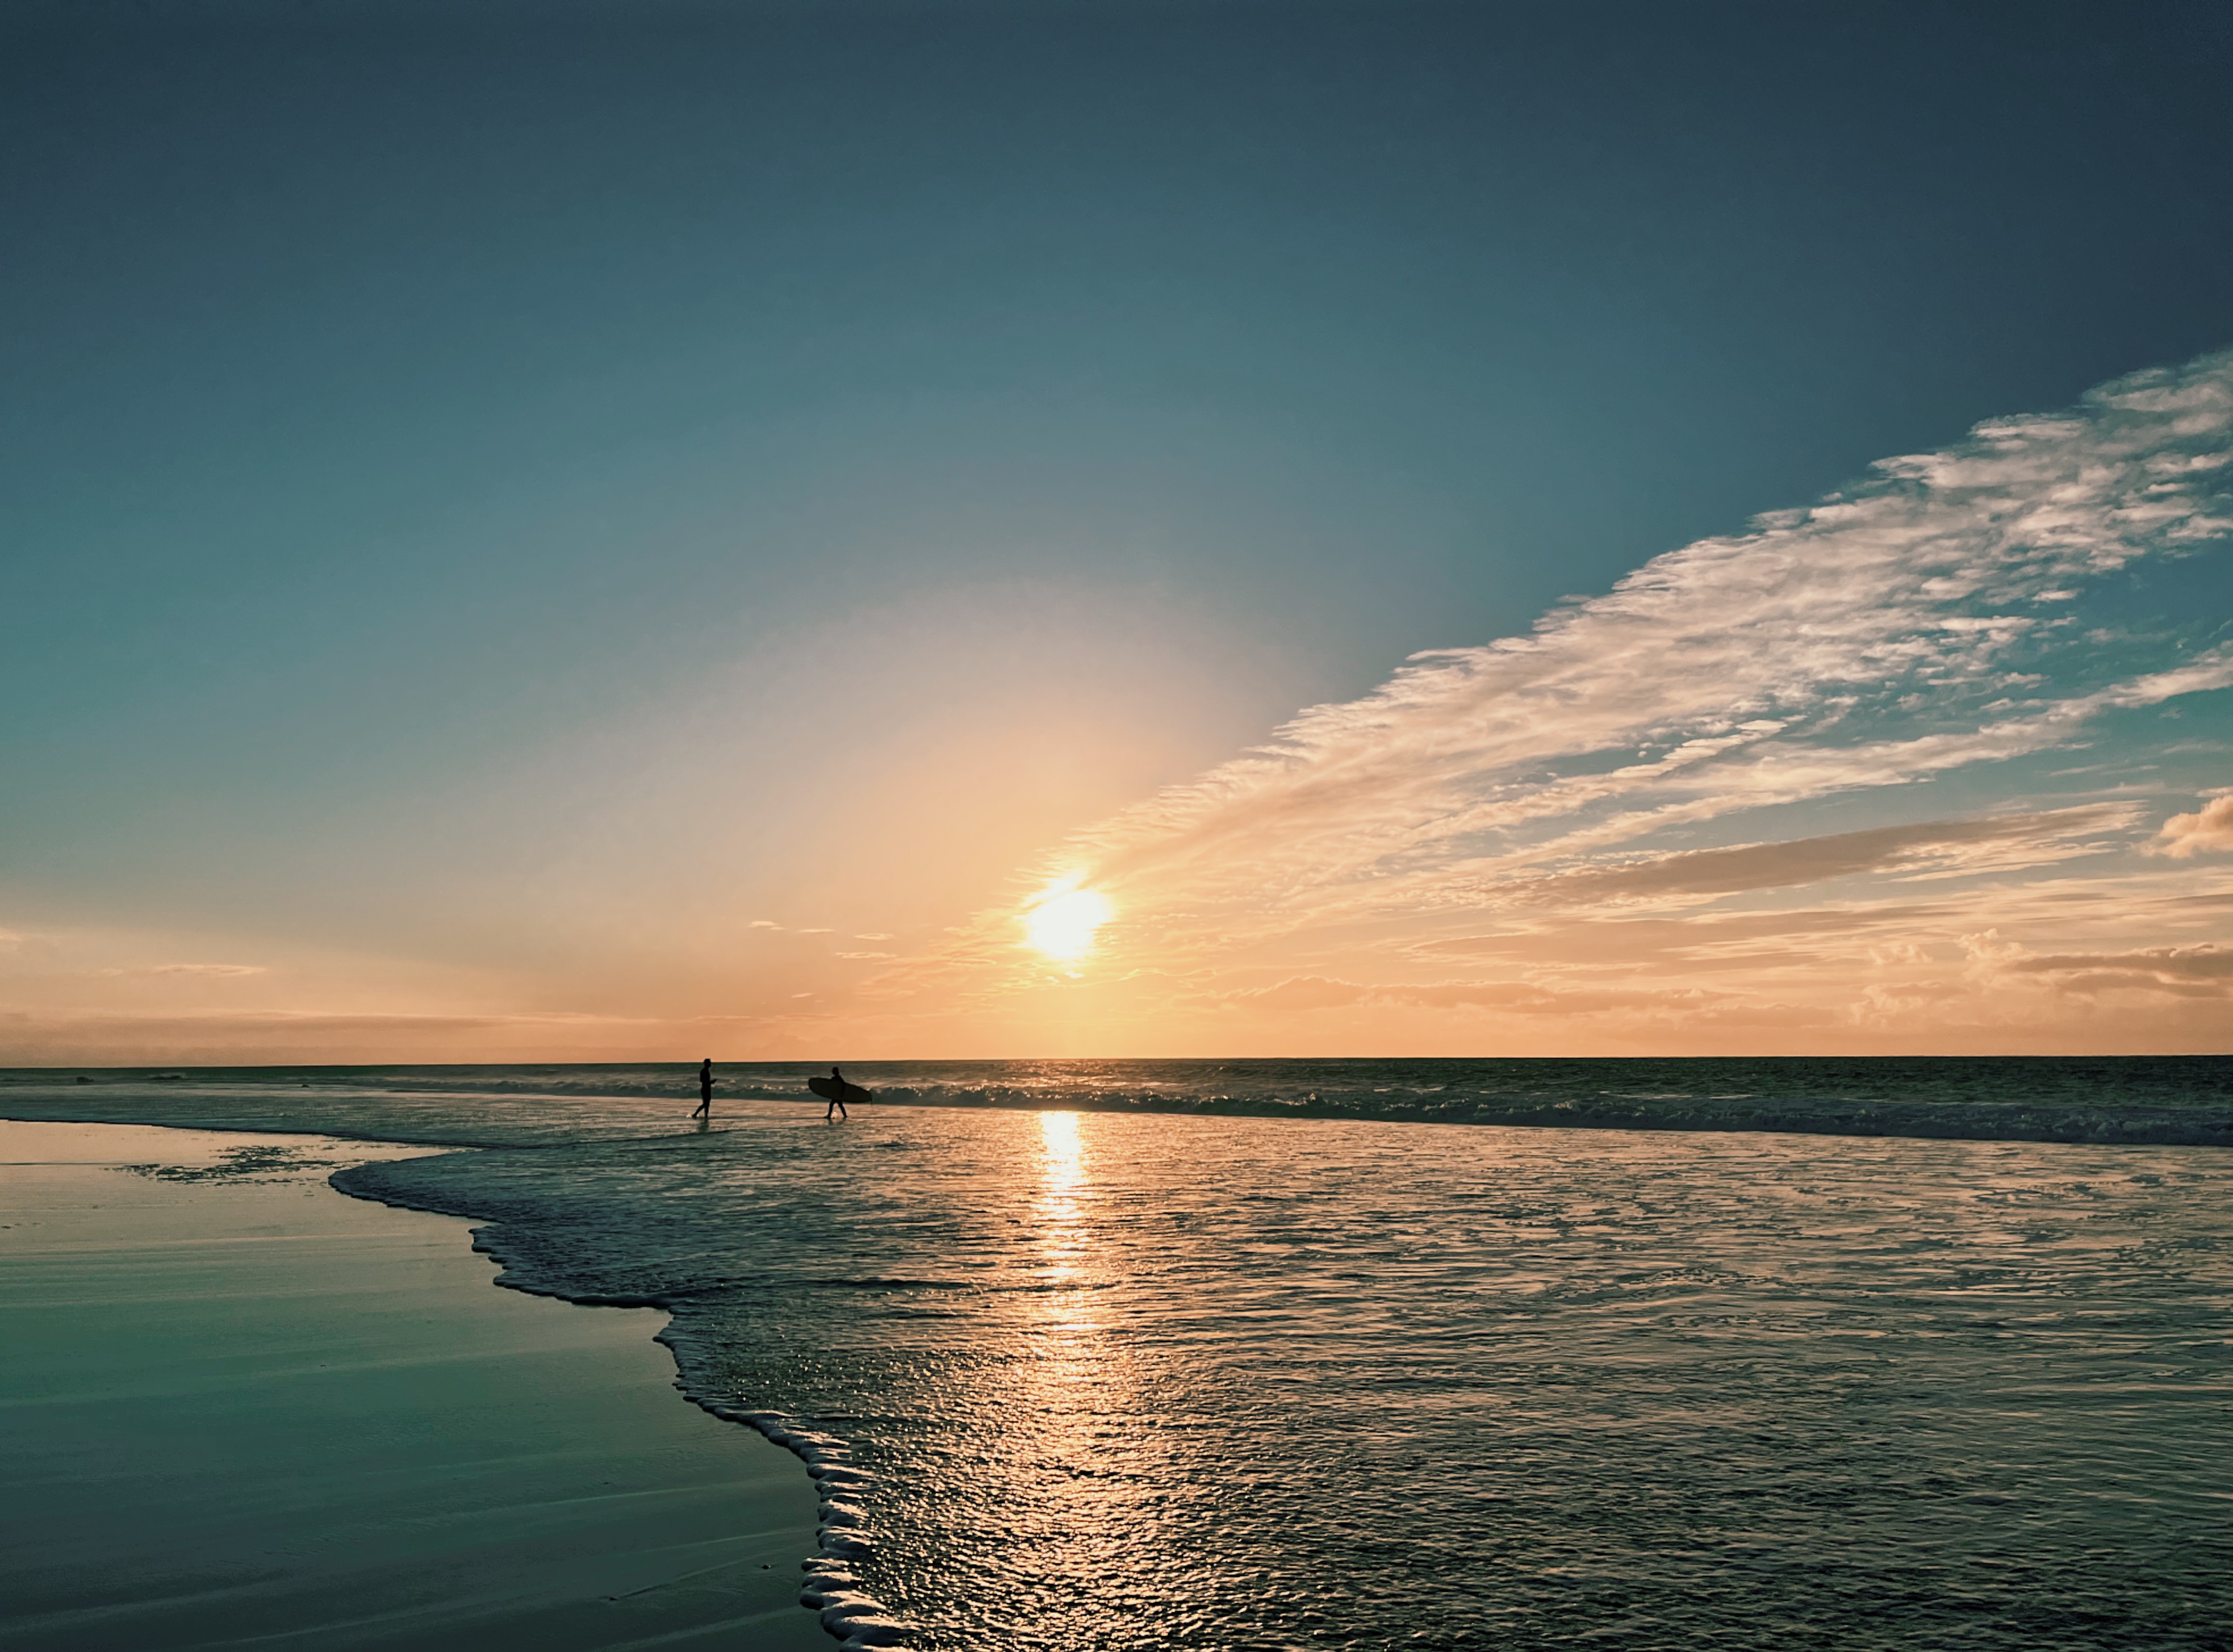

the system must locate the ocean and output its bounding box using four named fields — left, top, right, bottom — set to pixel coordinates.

left=6, top=1056, right=2230, bottom=1649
